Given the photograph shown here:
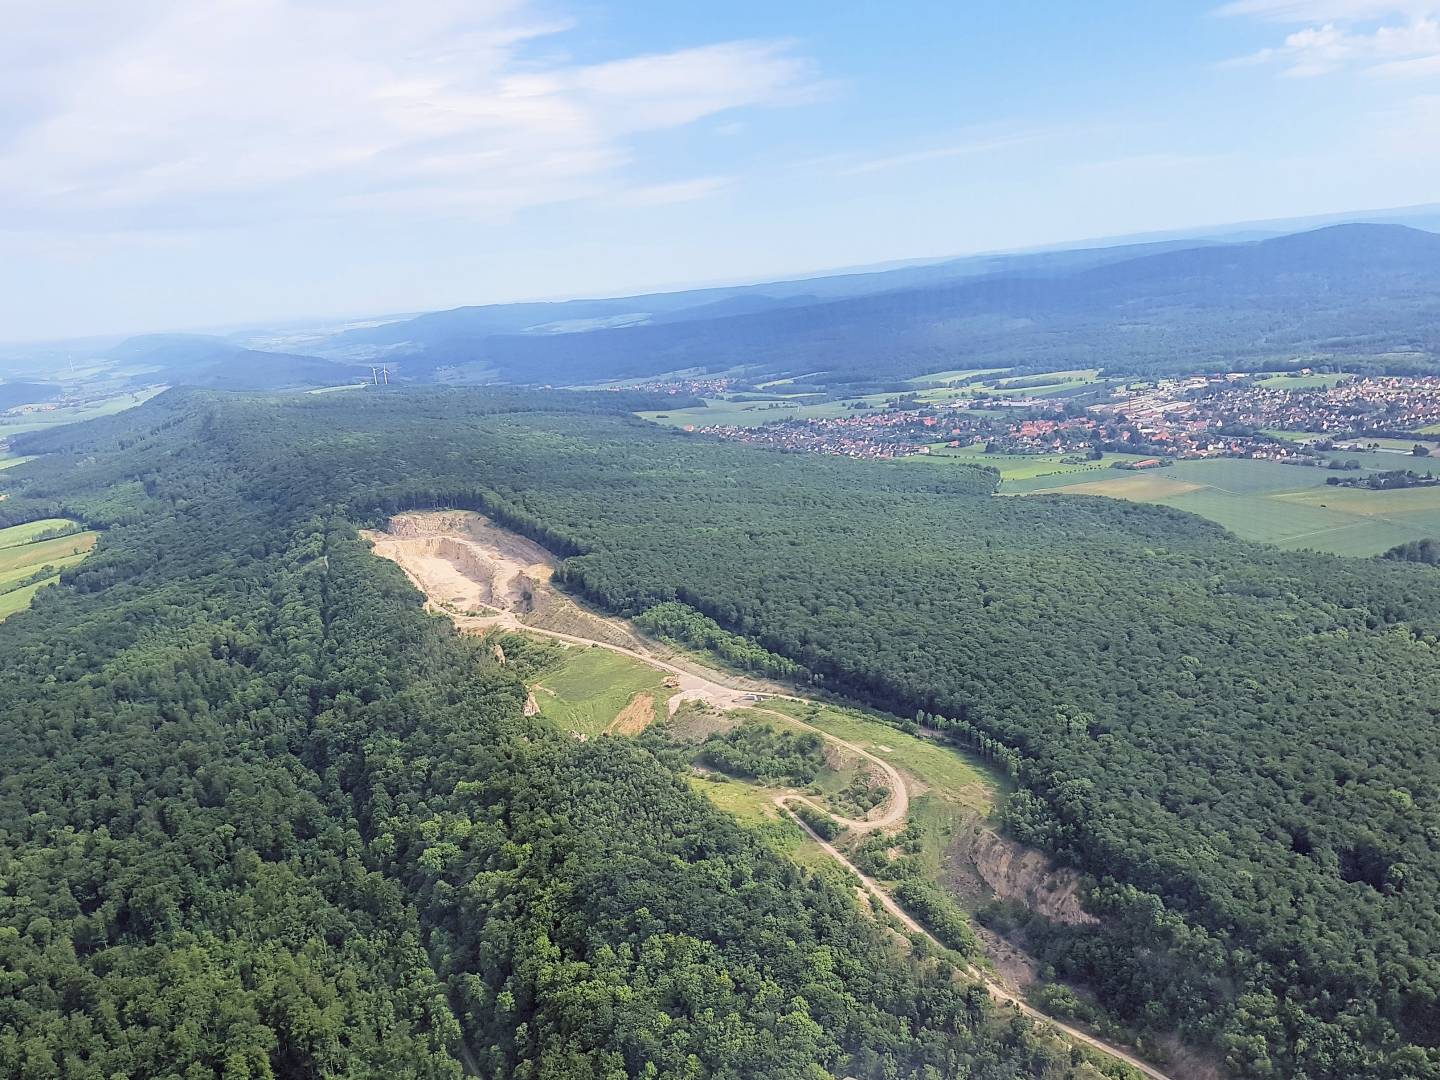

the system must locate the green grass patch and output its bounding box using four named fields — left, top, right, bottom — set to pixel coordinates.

left=1159, top=458, right=1322, bottom=494
left=0, top=454, right=35, bottom=472
left=918, top=445, right=1151, bottom=484
left=1330, top=449, right=1440, bottom=476
left=0, top=518, right=82, bottom=549
left=640, top=397, right=827, bottom=428
left=0, top=577, right=58, bottom=621
left=963, top=369, right=1104, bottom=398
left=1363, top=437, right=1440, bottom=453
left=0, top=518, right=97, bottom=622
left=1262, top=429, right=1335, bottom=443
left=687, top=774, right=850, bottom=880
left=905, top=367, right=1010, bottom=386
left=1252, top=372, right=1354, bottom=389
left=1281, top=484, right=1440, bottom=515
left=688, top=773, right=781, bottom=823
left=1017, top=455, right=1440, bottom=555
left=0, top=531, right=97, bottom=574
left=0, top=550, right=90, bottom=590
left=904, top=795, right=974, bottom=878
left=530, top=645, right=669, bottom=737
